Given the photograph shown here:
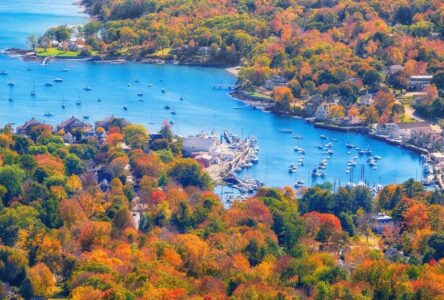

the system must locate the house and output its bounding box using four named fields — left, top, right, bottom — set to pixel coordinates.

left=16, top=118, right=52, bottom=135
left=99, top=179, right=110, bottom=192
left=375, top=123, right=400, bottom=139
left=182, top=135, right=219, bottom=157
left=370, top=213, right=393, bottom=235
left=304, top=94, right=325, bottom=116
left=62, top=132, right=75, bottom=144
left=95, top=116, right=129, bottom=131
left=388, top=65, right=404, bottom=75
left=56, top=116, right=92, bottom=133
left=315, top=102, right=336, bottom=120
left=68, top=38, right=86, bottom=51
left=264, top=75, right=289, bottom=91
left=359, top=93, right=374, bottom=106
left=397, top=122, right=434, bottom=139
left=408, top=75, right=433, bottom=90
